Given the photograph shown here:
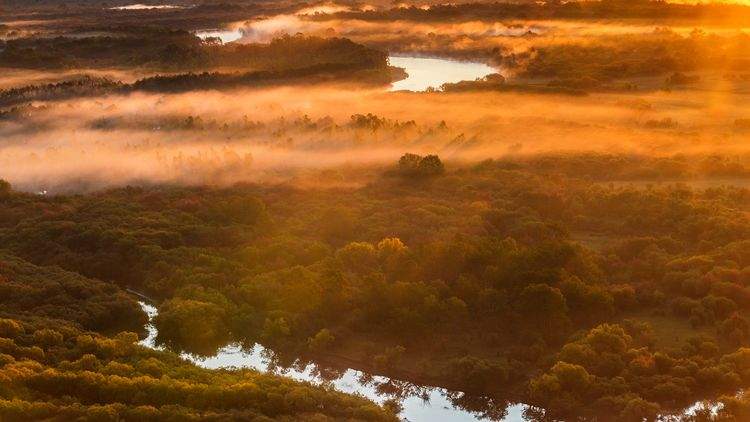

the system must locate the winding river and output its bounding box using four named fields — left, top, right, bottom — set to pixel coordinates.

left=138, top=302, right=527, bottom=421
left=194, top=33, right=500, bottom=93
left=138, top=301, right=722, bottom=421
